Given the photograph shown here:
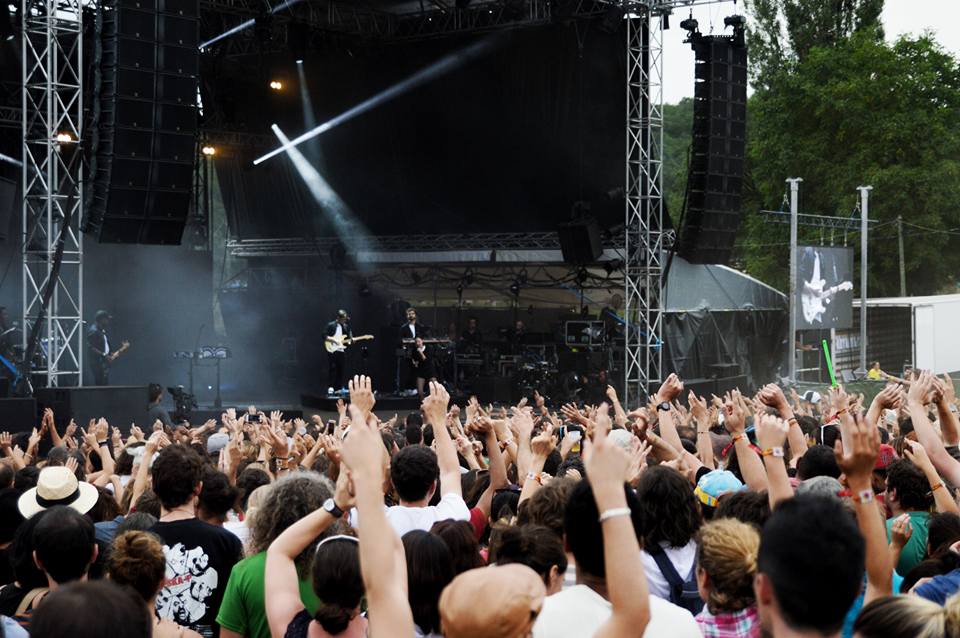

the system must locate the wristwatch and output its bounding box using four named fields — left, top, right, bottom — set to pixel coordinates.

left=322, top=498, right=345, bottom=519
left=656, top=401, right=671, bottom=412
